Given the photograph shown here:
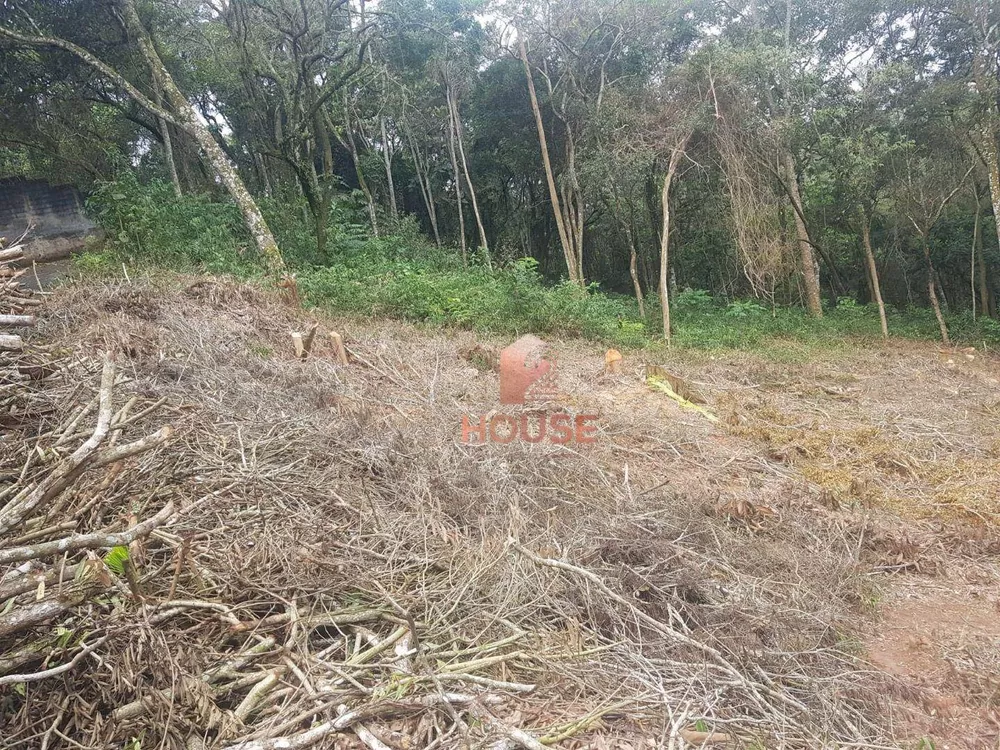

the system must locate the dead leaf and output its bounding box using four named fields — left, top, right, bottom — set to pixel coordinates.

left=679, top=728, right=731, bottom=745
